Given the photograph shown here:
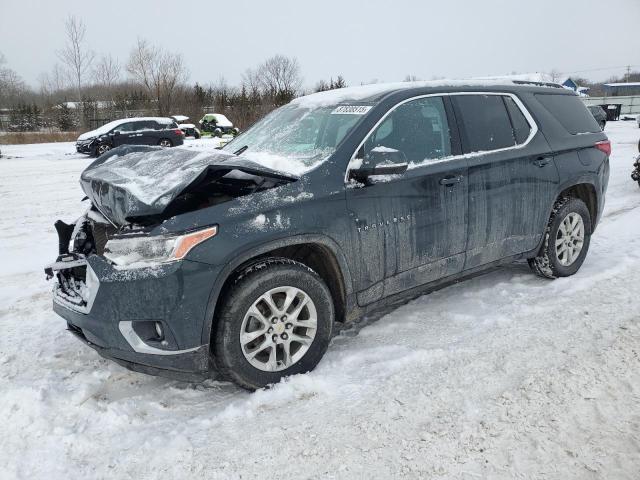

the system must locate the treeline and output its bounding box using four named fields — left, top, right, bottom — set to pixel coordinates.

left=0, top=15, right=348, bottom=133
